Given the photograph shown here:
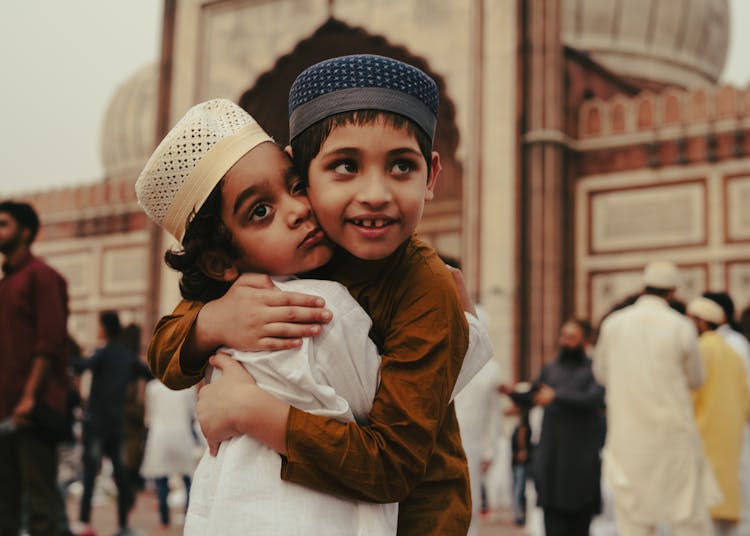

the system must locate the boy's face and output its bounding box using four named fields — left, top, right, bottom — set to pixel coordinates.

left=220, top=142, right=334, bottom=276
left=304, top=118, right=440, bottom=261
